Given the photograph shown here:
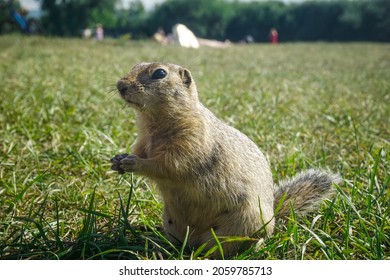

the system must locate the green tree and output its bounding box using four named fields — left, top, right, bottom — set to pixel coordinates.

left=0, top=0, right=22, bottom=34
left=360, top=0, right=390, bottom=41
left=290, top=1, right=345, bottom=41
left=38, top=0, right=390, bottom=42
left=116, top=0, right=147, bottom=38
left=147, top=0, right=234, bottom=40
left=225, top=1, right=287, bottom=42
left=89, top=0, right=117, bottom=29
left=41, top=0, right=118, bottom=36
